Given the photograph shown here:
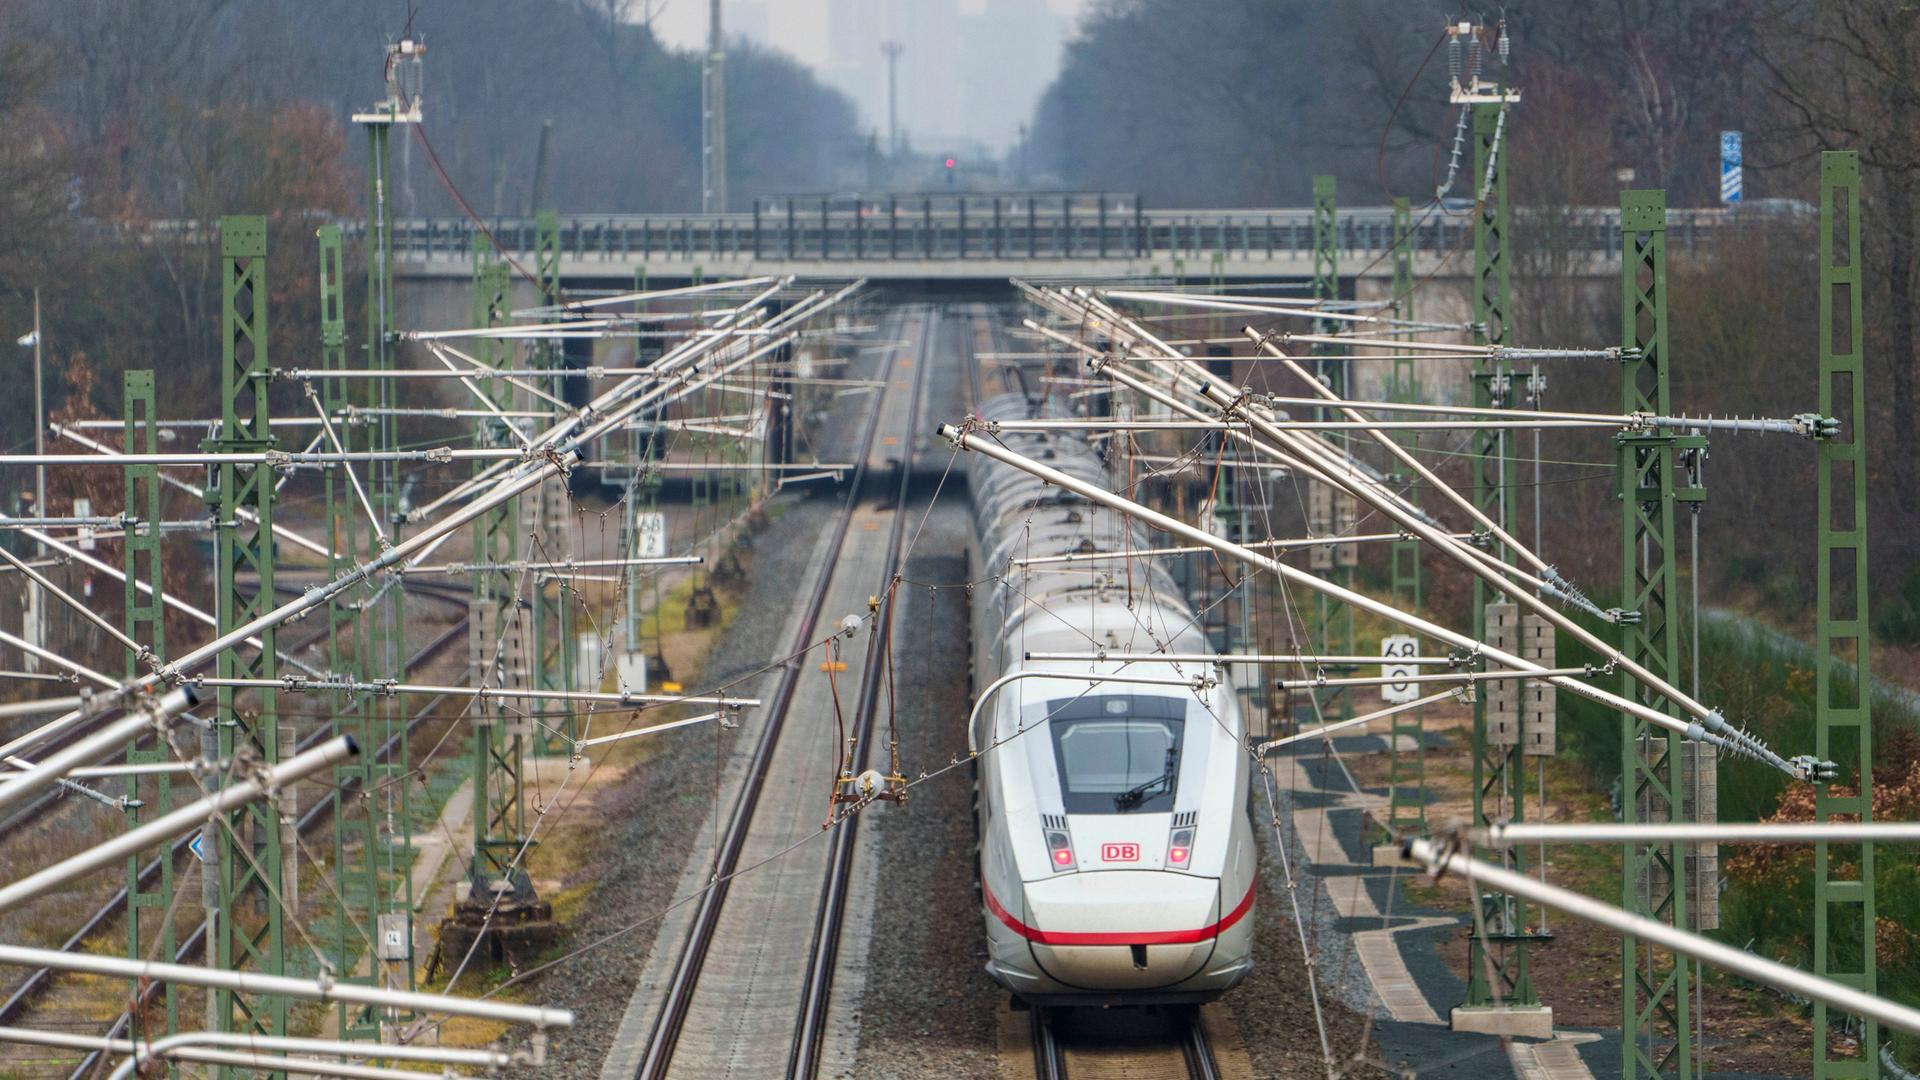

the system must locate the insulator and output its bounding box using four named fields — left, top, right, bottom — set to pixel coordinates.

left=1497, top=21, right=1510, bottom=64
left=1448, top=31, right=1463, bottom=83
left=1467, top=35, right=1482, bottom=81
